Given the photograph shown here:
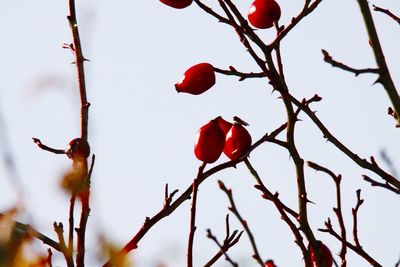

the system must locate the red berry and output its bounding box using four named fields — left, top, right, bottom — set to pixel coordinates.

left=160, top=0, right=193, bottom=9
left=264, top=260, right=277, bottom=267
left=216, top=116, right=233, bottom=136
left=309, top=242, right=333, bottom=267
left=175, top=63, right=216, bottom=95
left=66, top=138, right=90, bottom=160
left=248, top=0, right=281, bottom=29
left=194, top=119, right=225, bottom=163
left=224, top=123, right=252, bottom=160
